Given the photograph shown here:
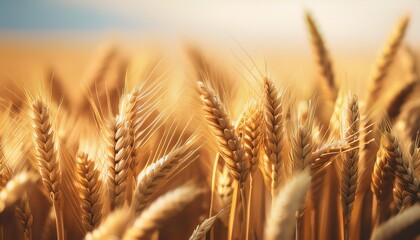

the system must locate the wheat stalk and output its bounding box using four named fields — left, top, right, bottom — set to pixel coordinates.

left=366, top=16, right=410, bottom=108
left=264, top=171, right=311, bottom=240
left=76, top=151, right=103, bottom=232
left=15, top=193, right=33, bottom=240
left=85, top=208, right=133, bottom=240
left=307, top=136, right=356, bottom=234
left=262, top=76, right=284, bottom=197
left=123, top=184, right=201, bottom=240
left=42, top=208, right=56, bottom=240
left=371, top=204, right=420, bottom=240
left=197, top=80, right=248, bottom=239
left=106, top=115, right=131, bottom=210
left=340, top=94, right=360, bottom=240
left=189, top=207, right=229, bottom=240
left=132, top=136, right=199, bottom=214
